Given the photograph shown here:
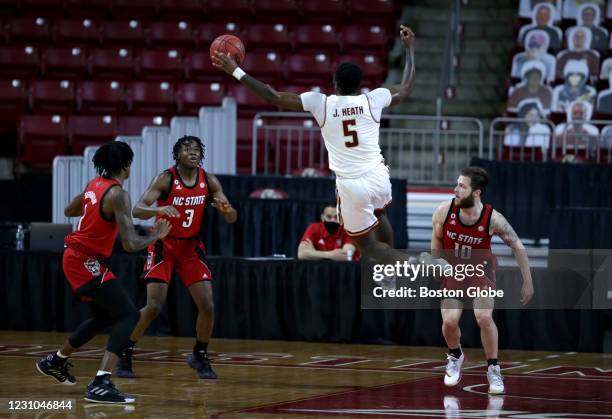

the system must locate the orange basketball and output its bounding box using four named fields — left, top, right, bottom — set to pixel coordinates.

left=210, top=34, right=246, bottom=66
